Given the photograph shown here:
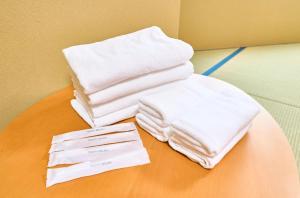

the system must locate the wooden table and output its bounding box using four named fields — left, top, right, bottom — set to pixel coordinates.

left=0, top=86, right=299, bottom=198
